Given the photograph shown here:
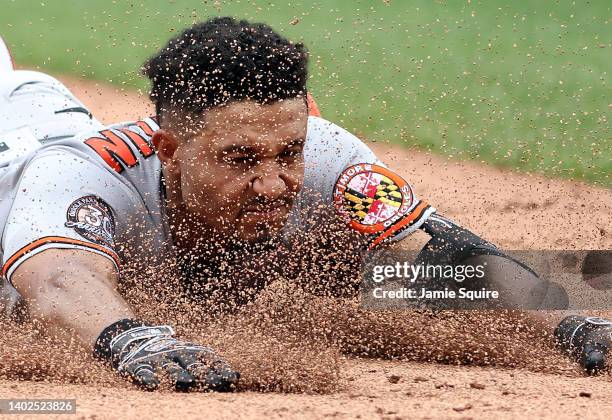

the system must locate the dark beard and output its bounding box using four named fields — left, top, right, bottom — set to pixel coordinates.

left=167, top=192, right=370, bottom=312
left=177, top=230, right=287, bottom=311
